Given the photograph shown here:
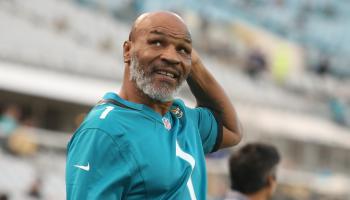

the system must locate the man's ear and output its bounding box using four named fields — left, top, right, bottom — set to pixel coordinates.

left=266, top=175, right=277, bottom=197
left=123, top=41, right=131, bottom=63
